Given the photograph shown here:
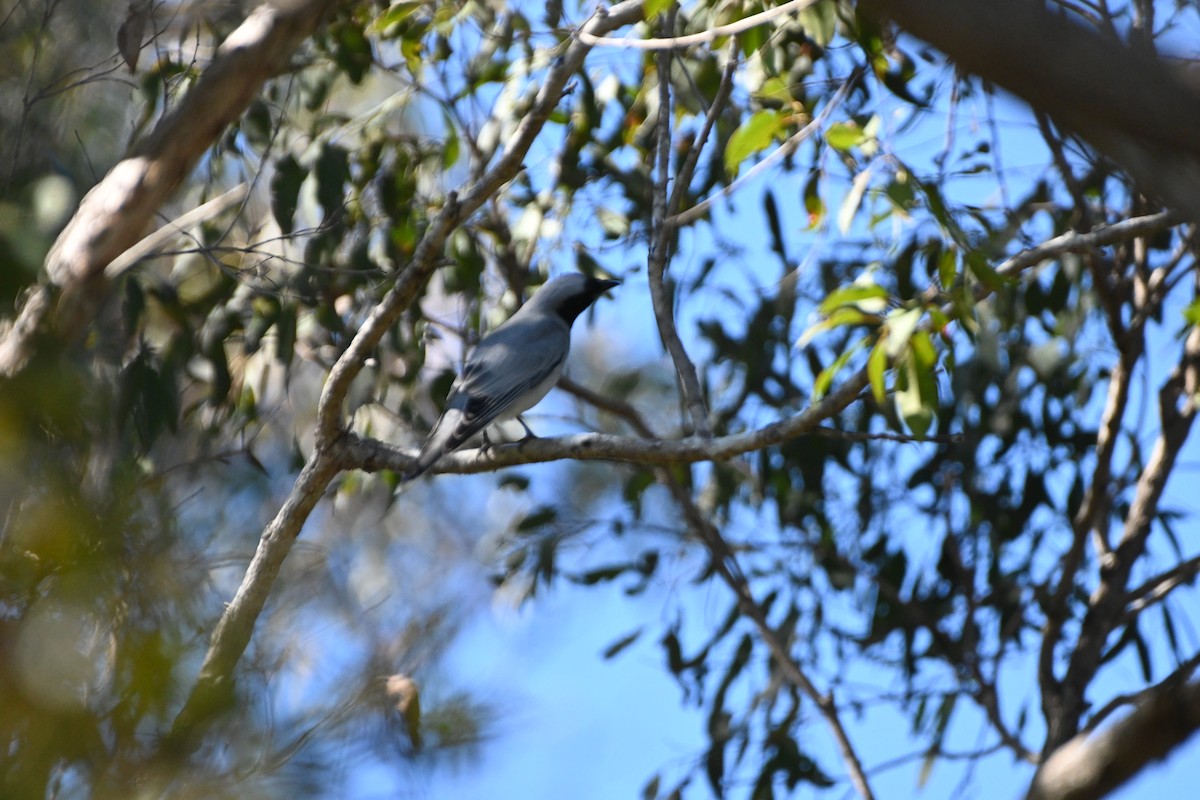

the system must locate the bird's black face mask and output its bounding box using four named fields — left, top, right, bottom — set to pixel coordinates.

left=555, top=278, right=620, bottom=324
